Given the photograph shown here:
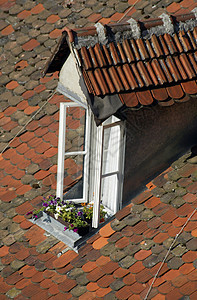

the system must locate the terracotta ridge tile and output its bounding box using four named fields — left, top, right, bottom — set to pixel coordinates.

left=66, top=13, right=196, bottom=42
